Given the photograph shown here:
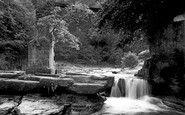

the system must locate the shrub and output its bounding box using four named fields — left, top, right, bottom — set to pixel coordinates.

left=121, top=52, right=139, bottom=69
